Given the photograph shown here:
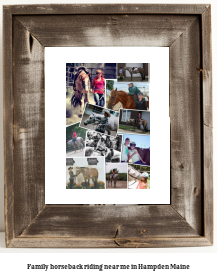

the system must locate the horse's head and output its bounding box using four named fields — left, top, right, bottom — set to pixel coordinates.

left=76, top=167, right=81, bottom=176
left=84, top=114, right=96, bottom=125
left=79, top=70, right=88, bottom=80
left=107, top=88, right=118, bottom=109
